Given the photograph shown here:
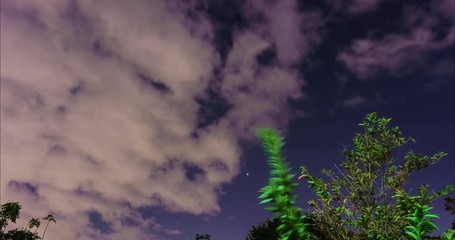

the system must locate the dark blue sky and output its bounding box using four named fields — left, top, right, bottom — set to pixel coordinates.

left=1, top=0, right=453, bottom=239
